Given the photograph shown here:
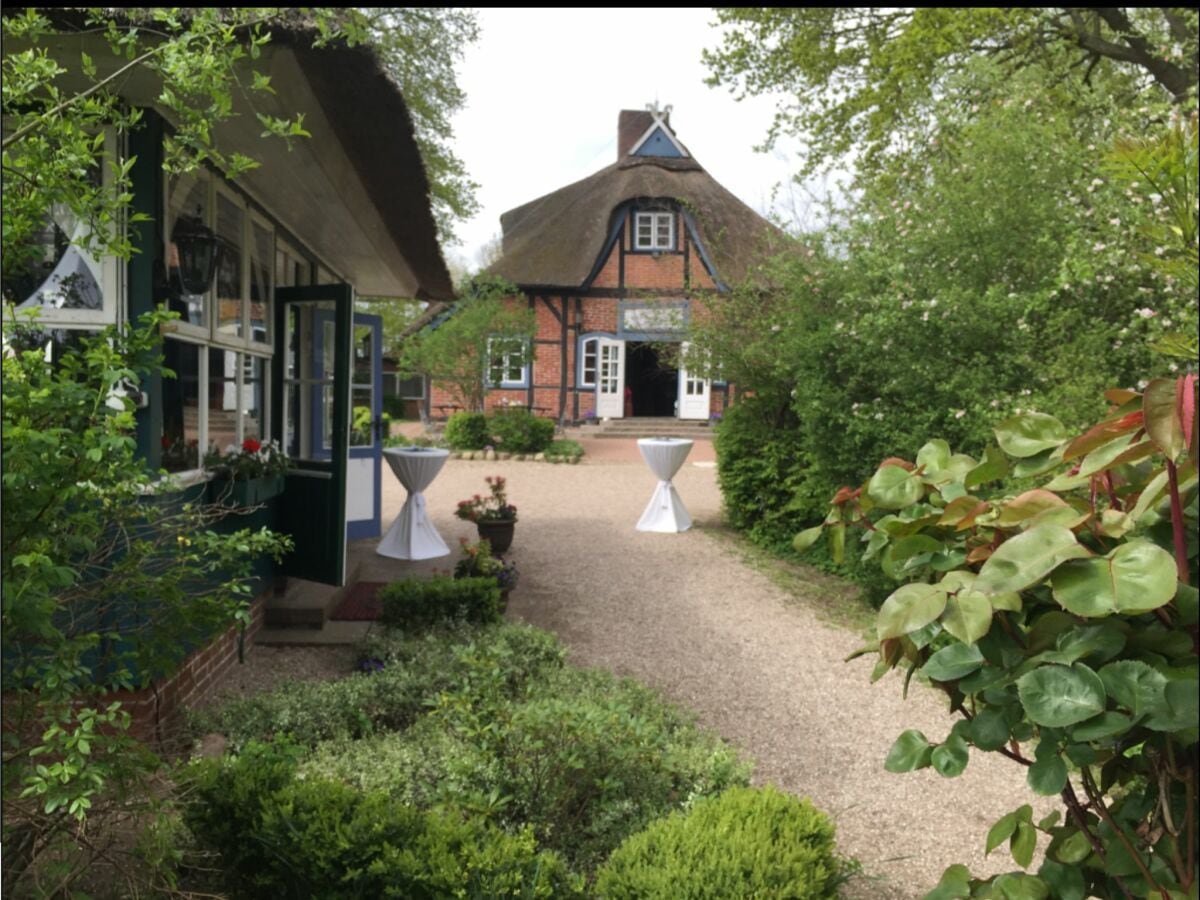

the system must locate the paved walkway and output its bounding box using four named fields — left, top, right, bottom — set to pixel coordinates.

left=387, top=453, right=1046, bottom=898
